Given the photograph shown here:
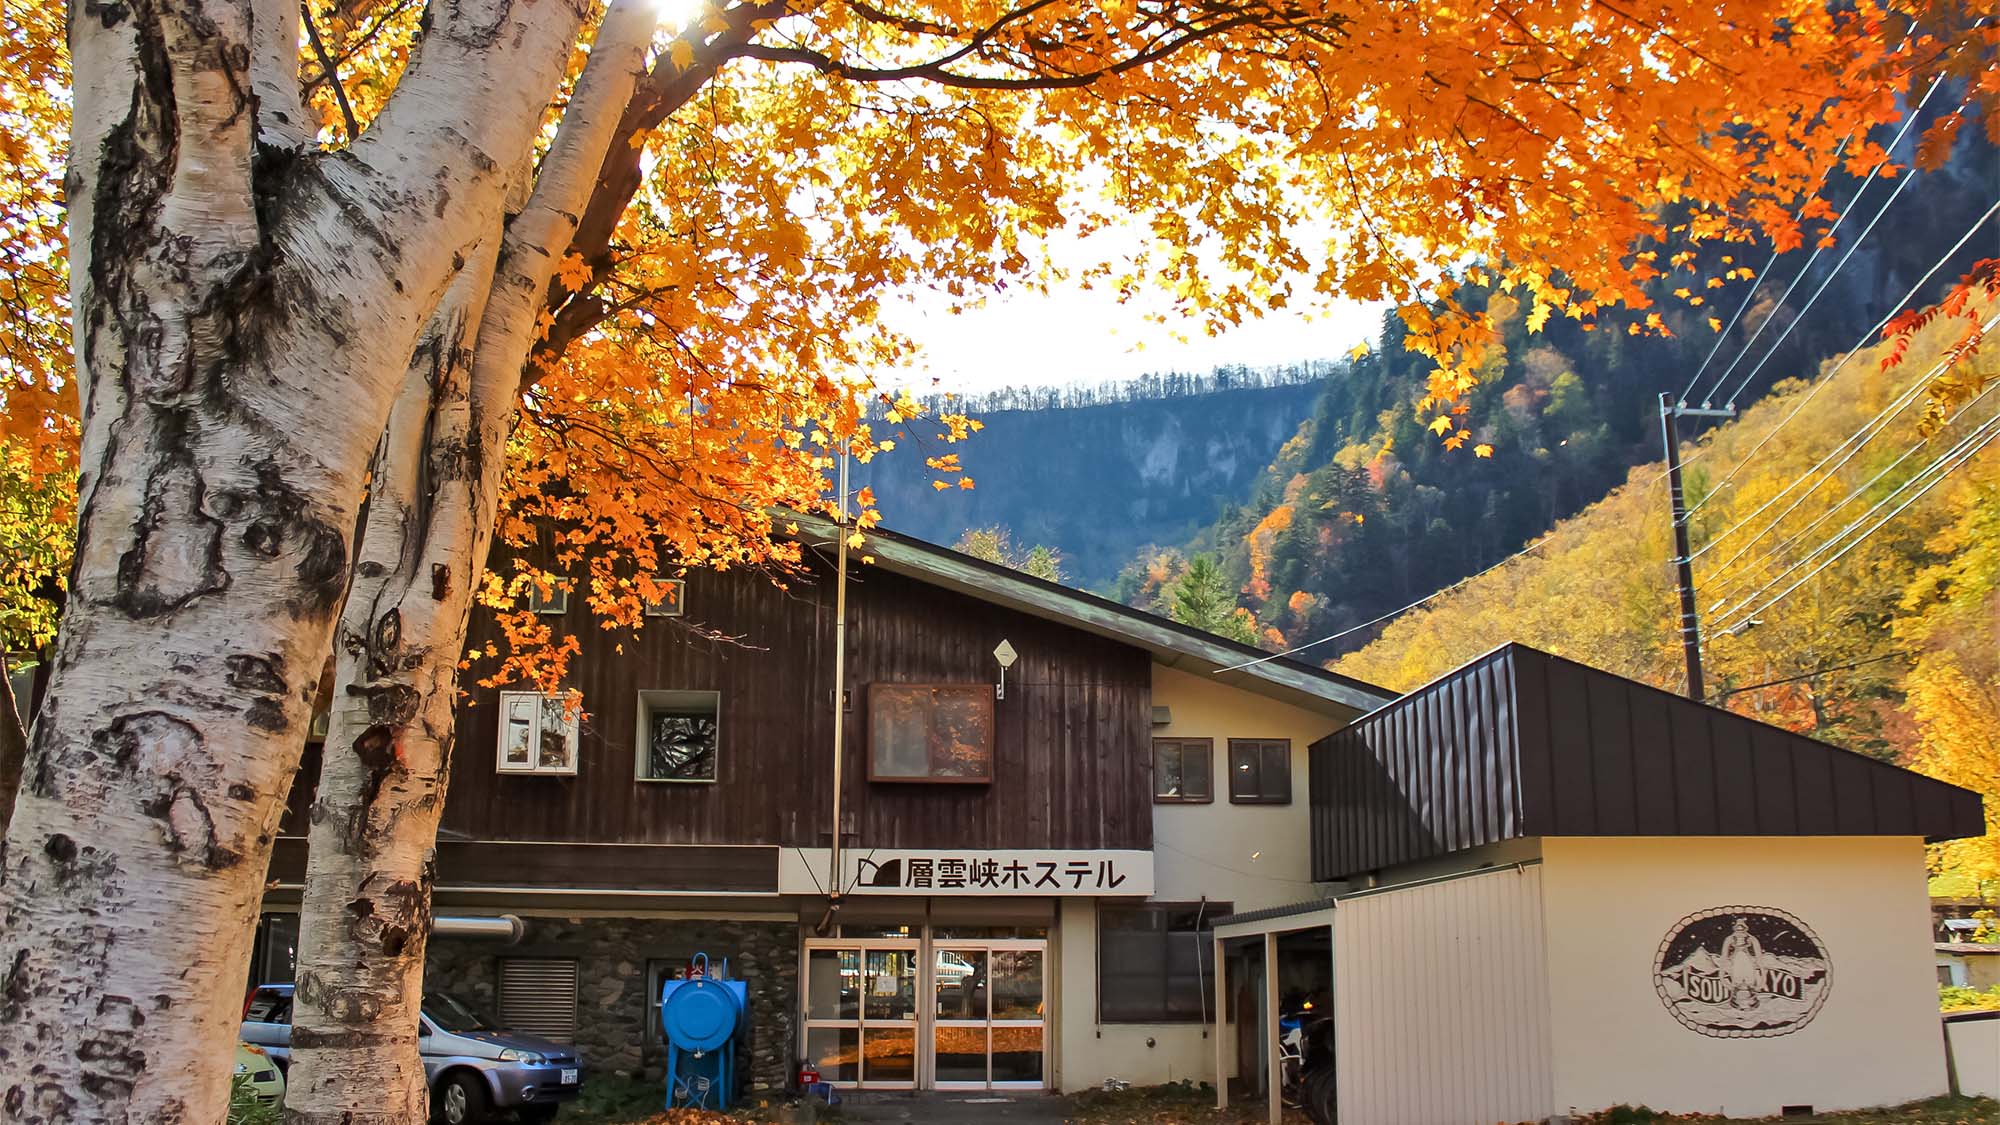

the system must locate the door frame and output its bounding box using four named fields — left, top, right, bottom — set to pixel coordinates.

left=801, top=929, right=1050, bottom=1091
